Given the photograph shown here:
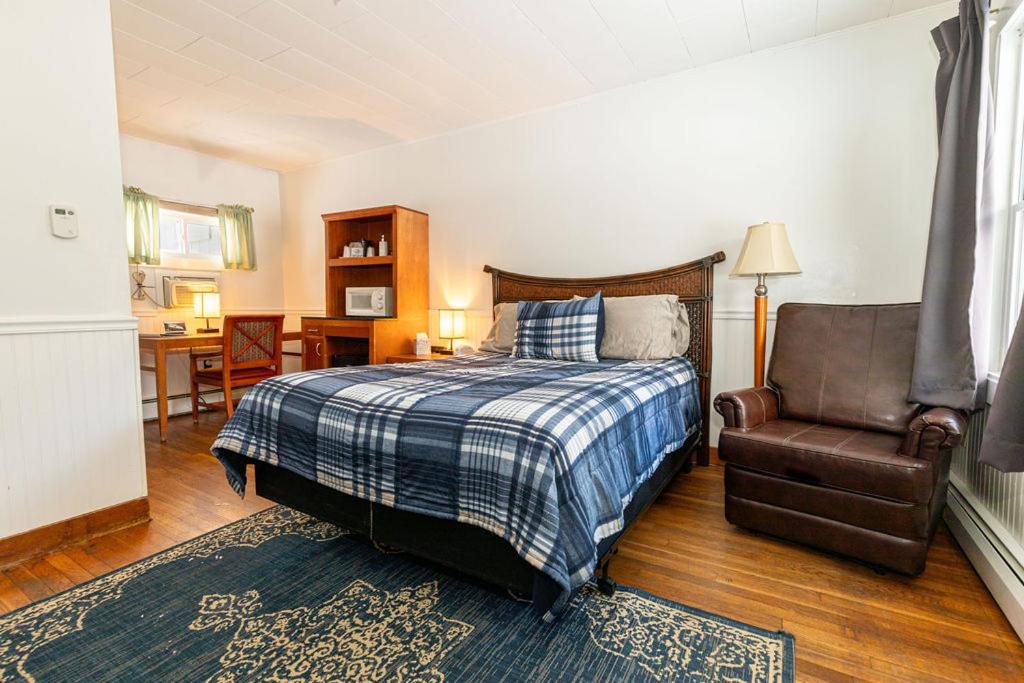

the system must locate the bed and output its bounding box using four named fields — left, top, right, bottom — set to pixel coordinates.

left=212, top=252, right=725, bottom=619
